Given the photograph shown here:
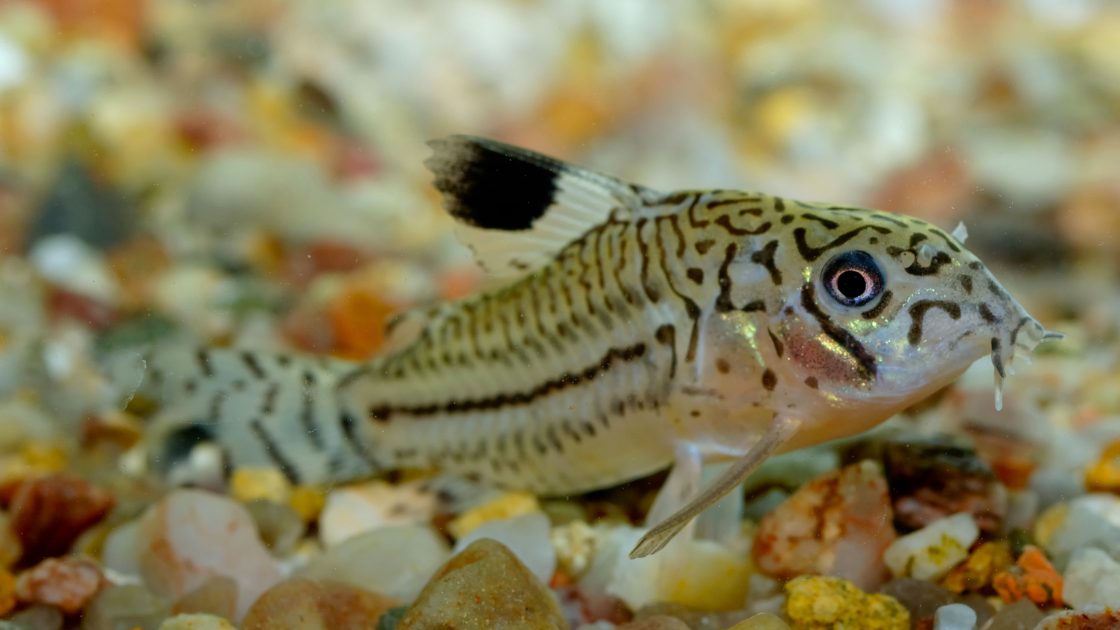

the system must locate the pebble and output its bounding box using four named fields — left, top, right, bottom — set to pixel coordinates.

left=240, top=578, right=400, bottom=630
left=933, top=603, right=976, bottom=630
left=1062, top=546, right=1120, bottom=609
left=453, top=512, right=556, bottom=585
left=0, top=568, right=13, bottom=616
left=79, top=584, right=170, bottom=630
left=1041, top=494, right=1120, bottom=568
left=882, top=437, right=1005, bottom=534
left=318, top=481, right=437, bottom=546
left=727, top=613, right=791, bottom=630
left=396, top=539, right=567, bottom=630
left=783, top=576, right=909, bottom=630
left=15, top=557, right=105, bottom=615
left=287, top=486, right=326, bottom=524
left=298, top=524, right=450, bottom=602
left=551, top=520, right=598, bottom=579
left=5, top=604, right=63, bottom=630
left=658, top=539, right=752, bottom=612
left=883, top=513, right=979, bottom=580
left=158, top=614, right=235, bottom=630
left=243, top=499, right=305, bottom=557
left=1036, top=607, right=1120, bottom=629
left=941, top=542, right=1013, bottom=594
left=616, top=616, right=690, bottom=630
left=100, top=519, right=141, bottom=578
left=229, top=467, right=292, bottom=505
left=634, top=603, right=749, bottom=630
left=754, top=460, right=895, bottom=590
left=556, top=586, right=632, bottom=627
left=8, top=474, right=114, bottom=564
left=447, top=491, right=540, bottom=539
left=991, top=545, right=1063, bottom=607
left=984, top=599, right=1043, bottom=630
left=136, top=489, right=282, bottom=621
left=173, top=576, right=237, bottom=619
left=878, top=578, right=955, bottom=628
